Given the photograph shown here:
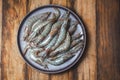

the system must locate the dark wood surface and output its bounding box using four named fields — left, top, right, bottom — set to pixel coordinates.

left=0, top=0, right=120, bottom=80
